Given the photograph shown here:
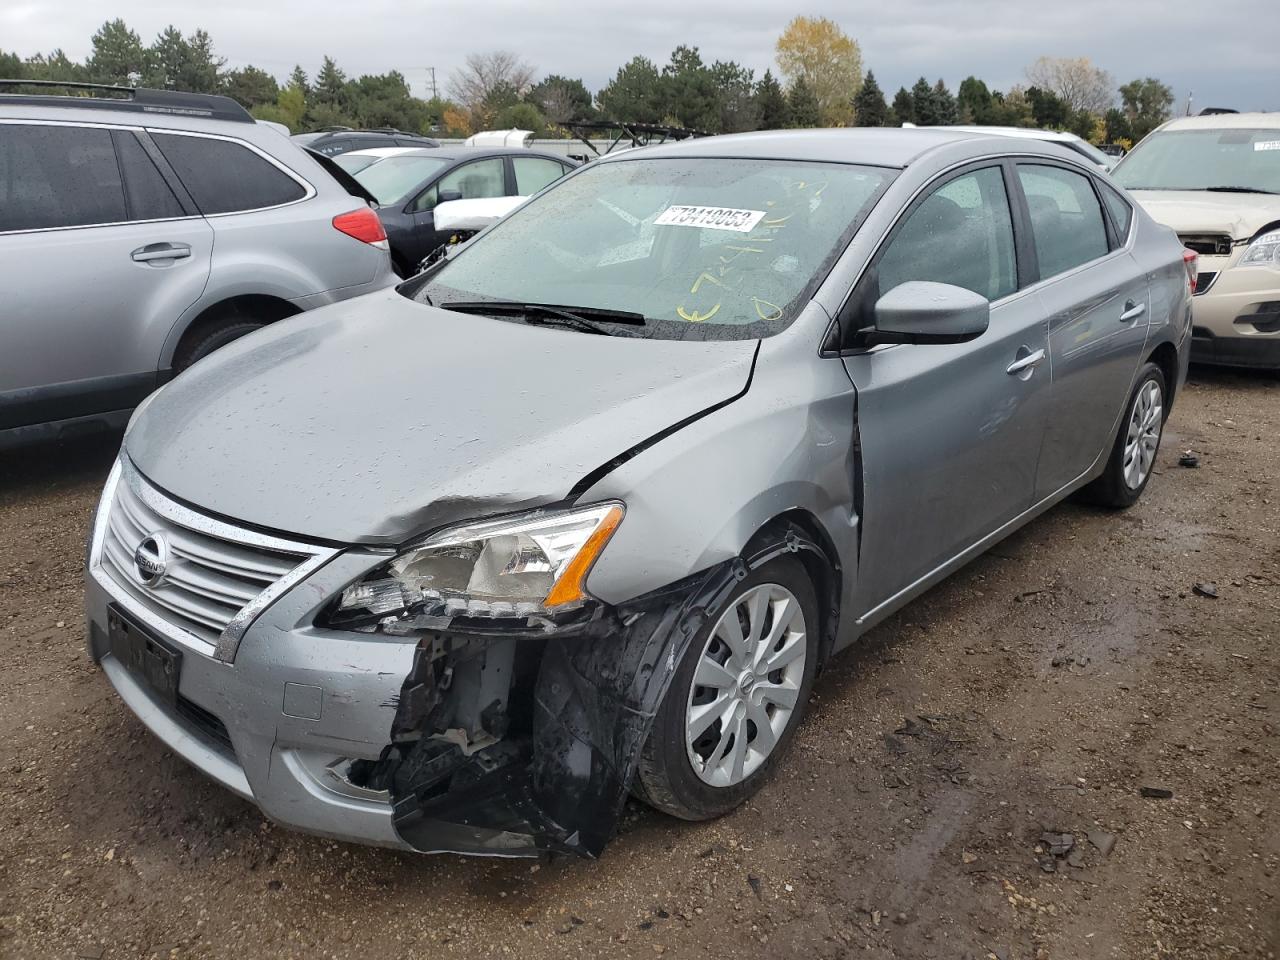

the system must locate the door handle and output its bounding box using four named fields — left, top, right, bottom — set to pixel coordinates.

left=131, top=242, right=191, bottom=263
left=1119, top=299, right=1146, bottom=322
left=1006, top=348, right=1046, bottom=376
